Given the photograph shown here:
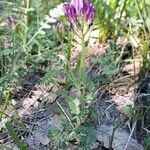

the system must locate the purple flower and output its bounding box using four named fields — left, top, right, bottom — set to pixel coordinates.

left=6, top=15, right=17, bottom=27
left=64, top=0, right=95, bottom=25
left=4, top=37, right=13, bottom=49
